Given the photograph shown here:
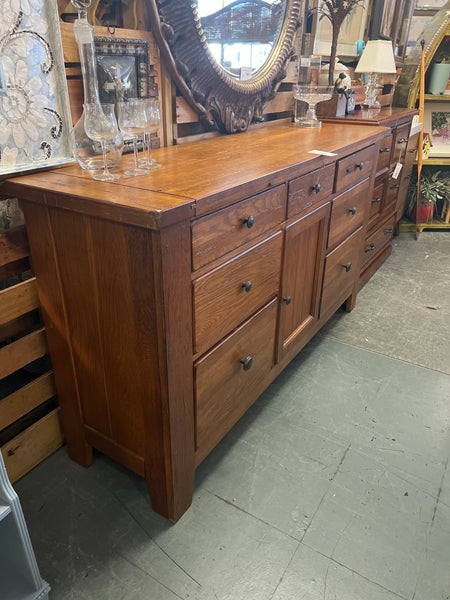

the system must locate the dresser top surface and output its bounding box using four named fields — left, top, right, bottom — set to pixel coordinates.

left=321, top=106, right=418, bottom=126
left=4, top=121, right=388, bottom=229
